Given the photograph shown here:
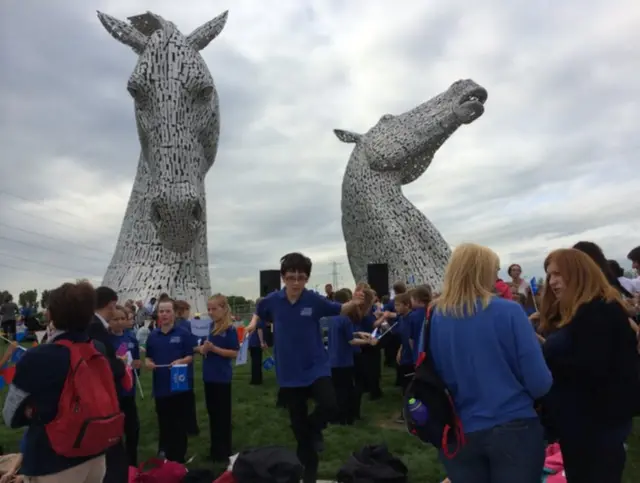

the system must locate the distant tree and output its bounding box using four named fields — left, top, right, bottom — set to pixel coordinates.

left=536, top=277, right=544, bottom=287
left=41, top=289, right=52, bottom=309
left=0, top=290, right=13, bottom=303
left=19, top=289, right=38, bottom=308
left=624, top=269, right=635, bottom=279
